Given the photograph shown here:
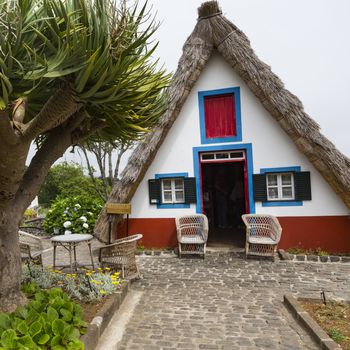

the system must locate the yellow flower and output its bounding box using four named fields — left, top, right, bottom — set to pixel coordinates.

left=98, top=267, right=102, bottom=271
left=72, top=274, right=76, bottom=278
left=113, top=272, right=120, bottom=276
left=112, top=281, right=119, bottom=285
left=99, top=290, right=106, bottom=294
left=105, top=267, right=111, bottom=271
left=94, top=281, right=102, bottom=285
